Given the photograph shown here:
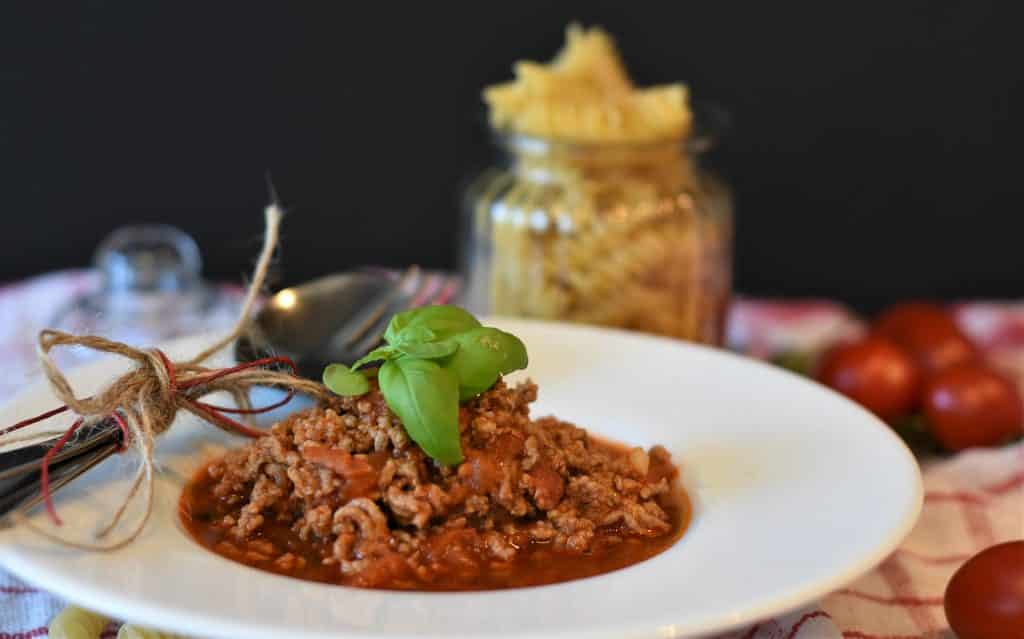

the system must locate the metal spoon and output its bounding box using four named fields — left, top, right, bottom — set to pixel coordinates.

left=235, top=266, right=461, bottom=379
